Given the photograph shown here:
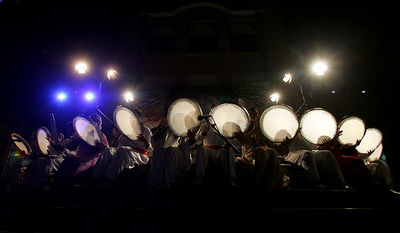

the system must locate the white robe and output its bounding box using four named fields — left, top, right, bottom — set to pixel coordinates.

left=93, top=126, right=152, bottom=182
